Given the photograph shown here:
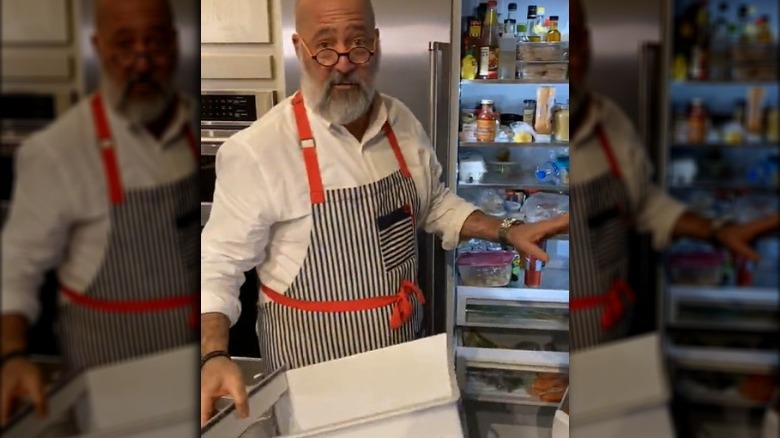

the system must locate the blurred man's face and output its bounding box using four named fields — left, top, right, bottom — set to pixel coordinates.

left=294, top=0, right=380, bottom=125
left=92, top=0, right=178, bottom=124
